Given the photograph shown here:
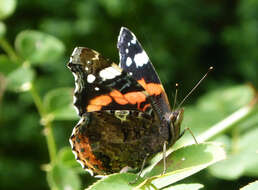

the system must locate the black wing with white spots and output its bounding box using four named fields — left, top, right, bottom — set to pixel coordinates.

left=117, top=27, right=161, bottom=84
left=67, top=47, right=152, bottom=116
left=117, top=27, right=172, bottom=117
